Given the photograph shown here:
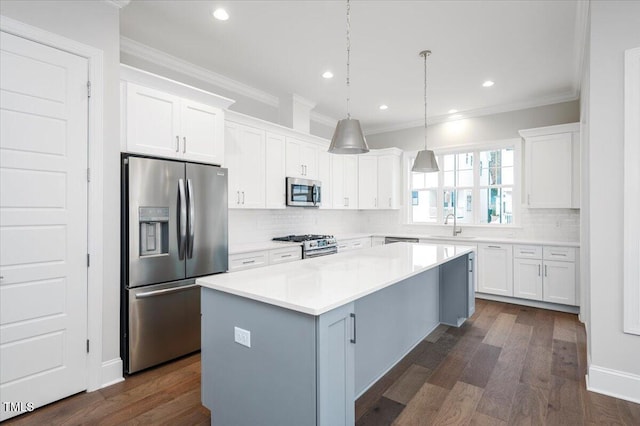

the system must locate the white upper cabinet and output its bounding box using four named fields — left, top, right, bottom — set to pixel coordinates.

left=358, top=155, right=378, bottom=209
left=357, top=149, right=401, bottom=210
left=520, top=123, right=580, bottom=209
left=225, top=121, right=266, bottom=209
left=332, top=155, right=358, bottom=209
left=265, top=132, right=286, bottom=209
left=286, top=137, right=319, bottom=179
left=318, top=150, right=333, bottom=209
left=121, top=65, right=234, bottom=165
